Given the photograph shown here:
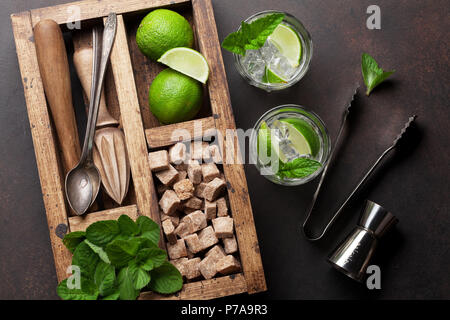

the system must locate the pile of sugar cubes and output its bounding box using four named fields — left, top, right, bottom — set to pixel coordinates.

left=148, top=141, right=241, bottom=281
